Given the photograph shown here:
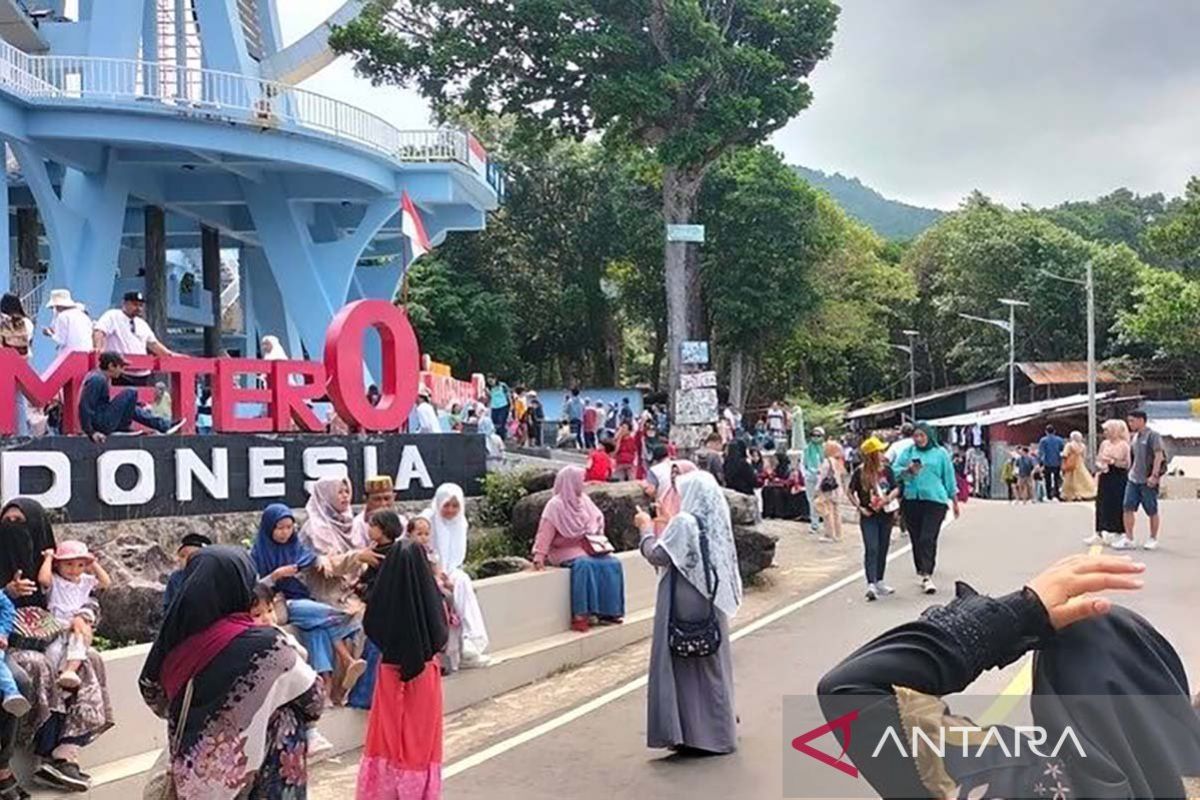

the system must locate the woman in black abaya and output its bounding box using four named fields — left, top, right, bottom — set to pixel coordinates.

left=818, top=553, right=1200, bottom=799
